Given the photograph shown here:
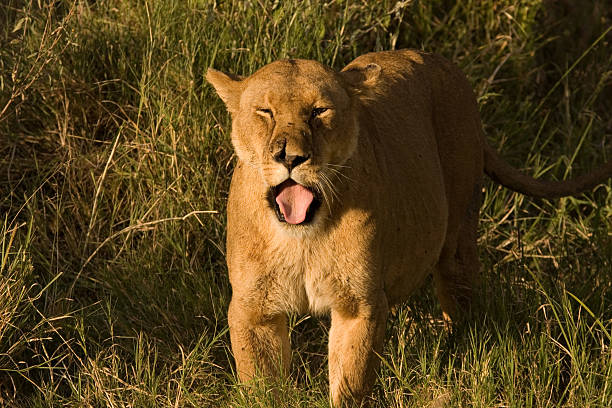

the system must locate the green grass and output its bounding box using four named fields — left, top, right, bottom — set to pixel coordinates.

left=1, top=0, right=611, bottom=406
